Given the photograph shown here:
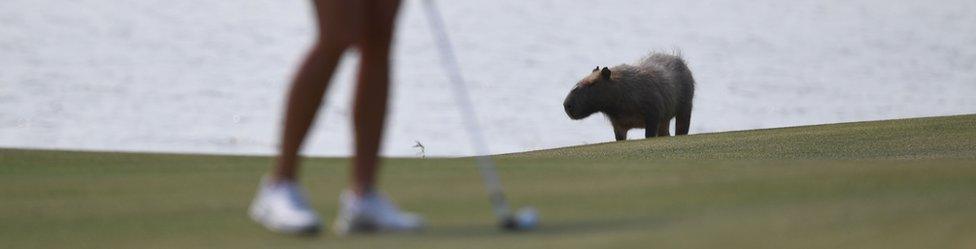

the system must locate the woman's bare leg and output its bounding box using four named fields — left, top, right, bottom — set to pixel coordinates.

left=350, top=0, right=401, bottom=194
left=272, top=0, right=360, bottom=182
